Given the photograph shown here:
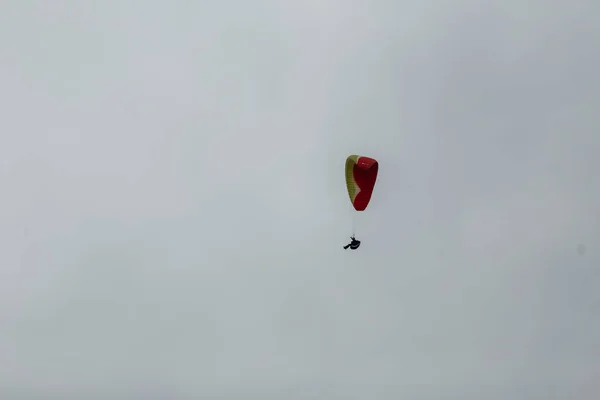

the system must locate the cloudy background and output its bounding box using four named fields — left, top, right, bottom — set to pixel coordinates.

left=1, top=0, right=599, bottom=398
